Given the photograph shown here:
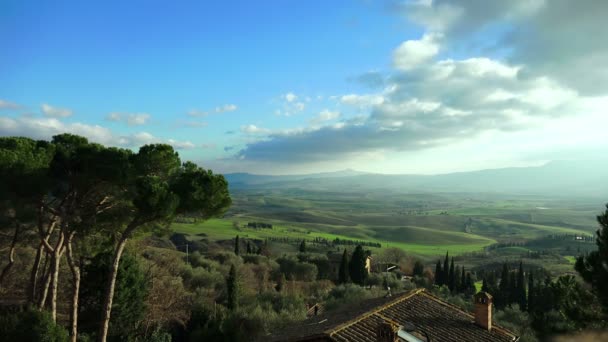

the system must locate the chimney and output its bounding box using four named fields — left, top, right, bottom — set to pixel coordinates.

left=474, top=292, right=493, bottom=331
left=376, top=321, right=399, bottom=342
